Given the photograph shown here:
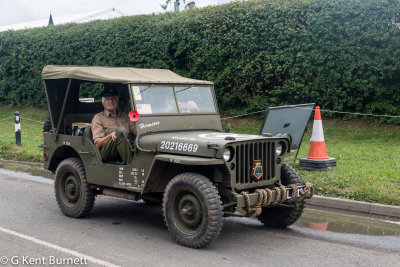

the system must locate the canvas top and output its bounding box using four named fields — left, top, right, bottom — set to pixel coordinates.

left=42, top=65, right=213, bottom=85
